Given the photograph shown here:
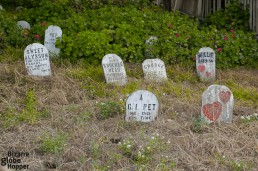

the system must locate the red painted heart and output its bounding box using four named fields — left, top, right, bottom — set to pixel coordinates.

left=219, top=91, right=231, bottom=104
left=202, top=101, right=222, bottom=121
left=198, top=65, right=205, bottom=72
left=206, top=71, right=211, bottom=77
